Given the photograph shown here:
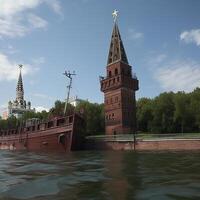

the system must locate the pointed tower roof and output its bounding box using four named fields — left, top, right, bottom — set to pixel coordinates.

left=16, top=64, right=24, bottom=101
left=107, top=22, right=129, bottom=65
